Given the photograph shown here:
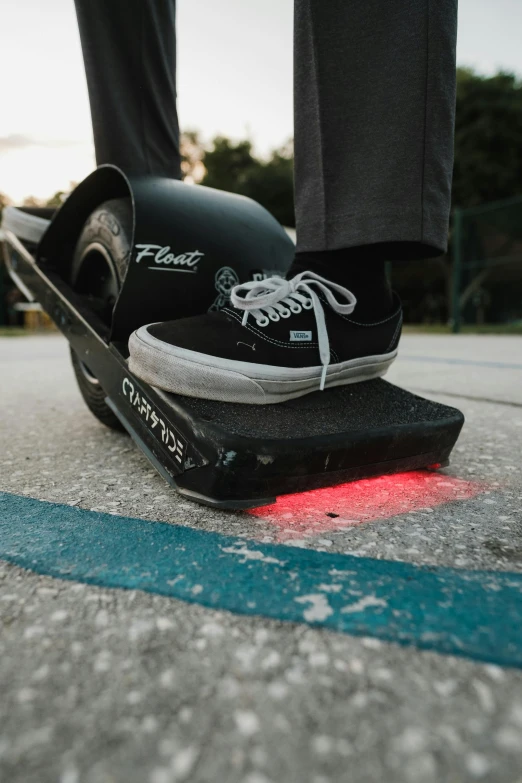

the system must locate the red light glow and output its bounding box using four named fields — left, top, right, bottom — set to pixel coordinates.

left=249, top=471, right=485, bottom=541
